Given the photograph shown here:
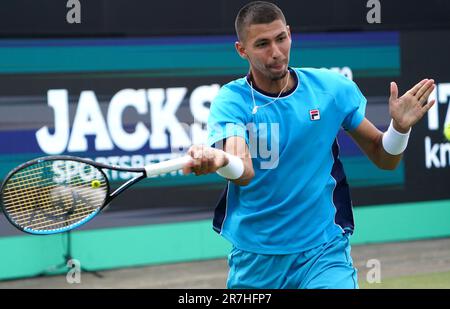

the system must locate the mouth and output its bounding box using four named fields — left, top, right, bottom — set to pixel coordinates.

left=268, top=62, right=286, bottom=71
